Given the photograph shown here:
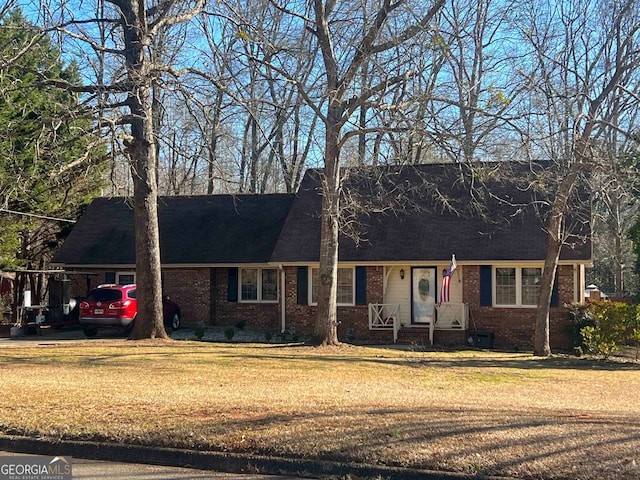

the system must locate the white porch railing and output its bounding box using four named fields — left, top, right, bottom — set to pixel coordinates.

left=435, top=303, right=469, bottom=330
left=368, top=303, right=401, bottom=343
left=369, top=302, right=468, bottom=344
